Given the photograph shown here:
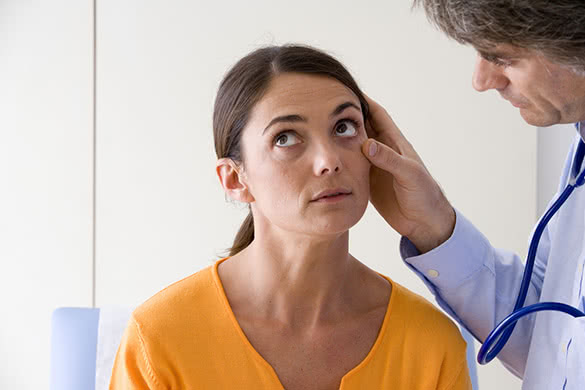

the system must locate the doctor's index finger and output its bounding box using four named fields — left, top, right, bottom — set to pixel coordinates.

left=364, top=94, right=428, bottom=169
left=364, top=95, right=416, bottom=154
left=364, top=95, right=408, bottom=145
